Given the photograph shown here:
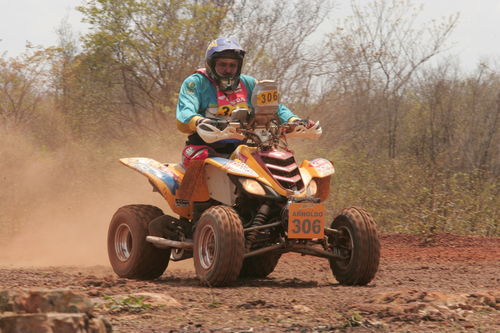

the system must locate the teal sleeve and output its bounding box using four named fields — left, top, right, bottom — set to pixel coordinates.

left=176, top=75, right=203, bottom=124
left=277, top=104, right=297, bottom=123
left=240, top=74, right=256, bottom=109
